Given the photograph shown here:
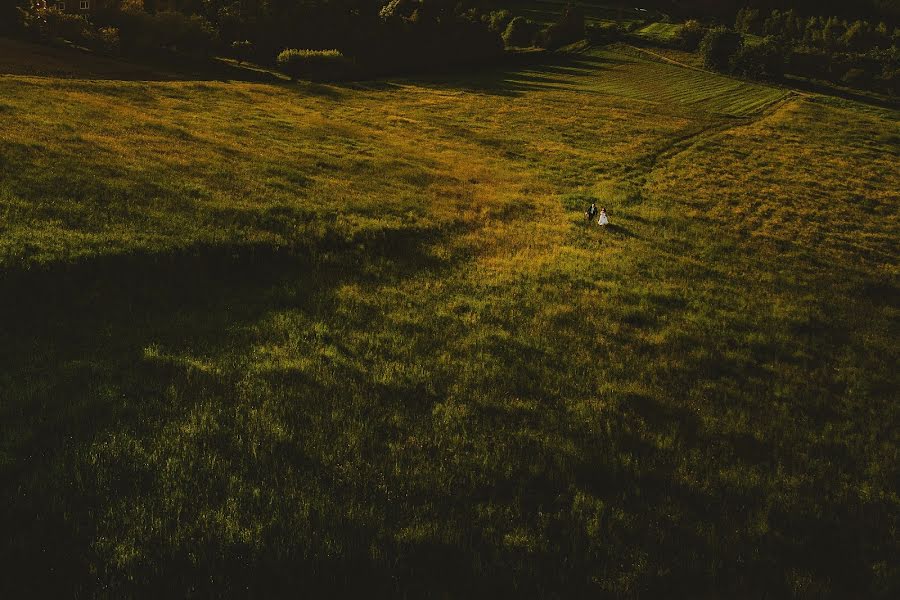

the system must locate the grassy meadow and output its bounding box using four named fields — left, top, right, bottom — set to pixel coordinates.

left=1, top=37, right=898, bottom=597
